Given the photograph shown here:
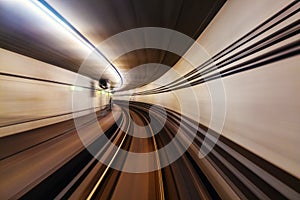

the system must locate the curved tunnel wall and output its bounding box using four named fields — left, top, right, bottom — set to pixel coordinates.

left=116, top=0, right=300, bottom=179
left=0, top=49, right=110, bottom=137
left=0, top=0, right=298, bottom=199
